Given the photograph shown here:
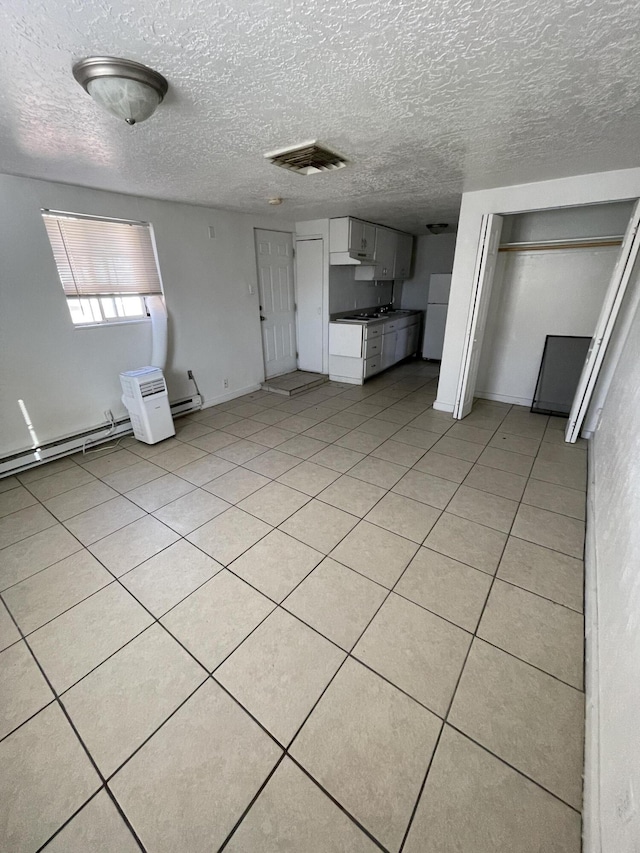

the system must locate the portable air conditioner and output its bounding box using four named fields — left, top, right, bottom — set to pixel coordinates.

left=120, top=367, right=175, bottom=444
